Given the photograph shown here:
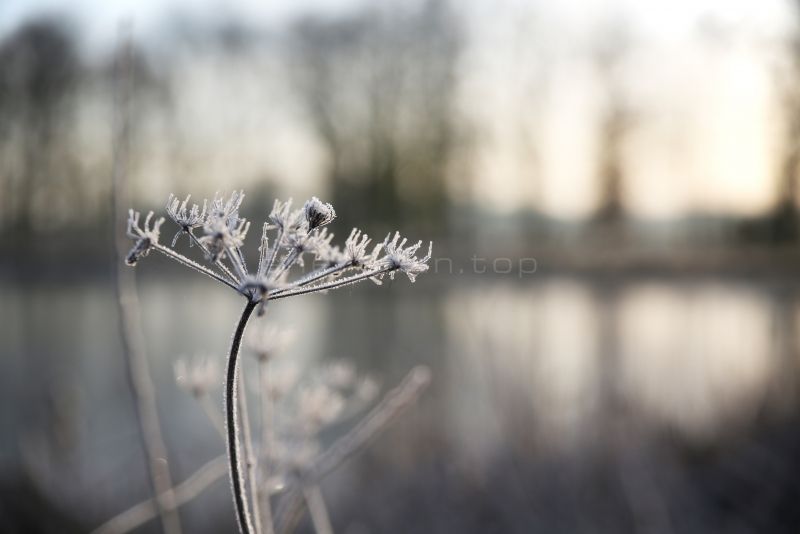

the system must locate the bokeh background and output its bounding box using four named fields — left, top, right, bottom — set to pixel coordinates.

left=2, top=0, right=800, bottom=532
